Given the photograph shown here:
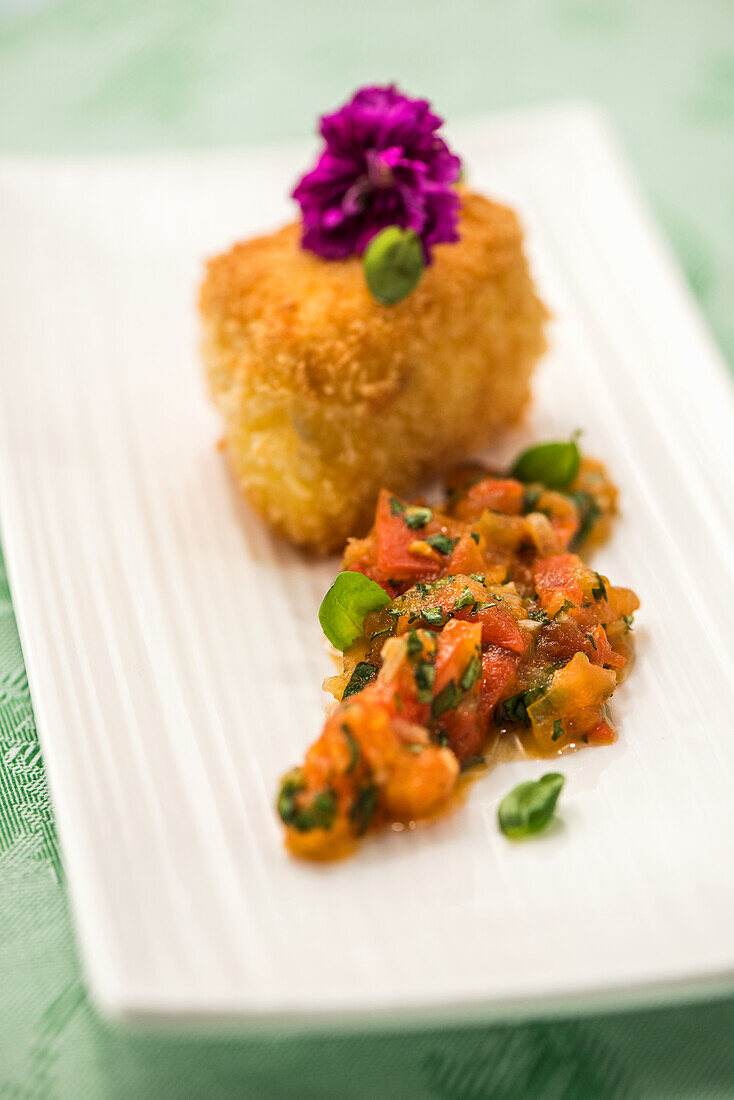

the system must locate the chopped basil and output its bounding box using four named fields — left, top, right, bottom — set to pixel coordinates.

left=342, top=725, right=361, bottom=772
left=585, top=632, right=597, bottom=651
left=498, top=773, right=565, bottom=839
left=432, top=680, right=461, bottom=719
left=470, top=531, right=480, bottom=544
left=554, top=598, right=575, bottom=619
left=622, top=614, right=634, bottom=632
left=425, top=533, right=460, bottom=556
left=389, top=496, right=405, bottom=517
left=434, top=730, right=450, bottom=747
left=406, top=628, right=423, bottom=656
left=350, top=784, right=378, bottom=836
left=460, top=654, right=481, bottom=692
left=278, top=770, right=337, bottom=833
left=421, top=607, right=445, bottom=626
left=318, top=571, right=391, bottom=651
left=496, top=685, right=546, bottom=726
left=414, top=659, right=436, bottom=703
left=522, top=485, right=543, bottom=513
left=591, top=572, right=608, bottom=601
left=342, top=661, right=379, bottom=700
left=510, top=438, right=580, bottom=490
left=276, top=768, right=305, bottom=827
left=469, top=573, right=487, bottom=585
left=453, top=587, right=476, bottom=611
left=527, top=607, right=549, bottom=624
left=552, top=719, right=563, bottom=742
left=404, top=505, right=433, bottom=530
left=569, top=491, right=601, bottom=549
left=370, top=626, right=395, bottom=643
